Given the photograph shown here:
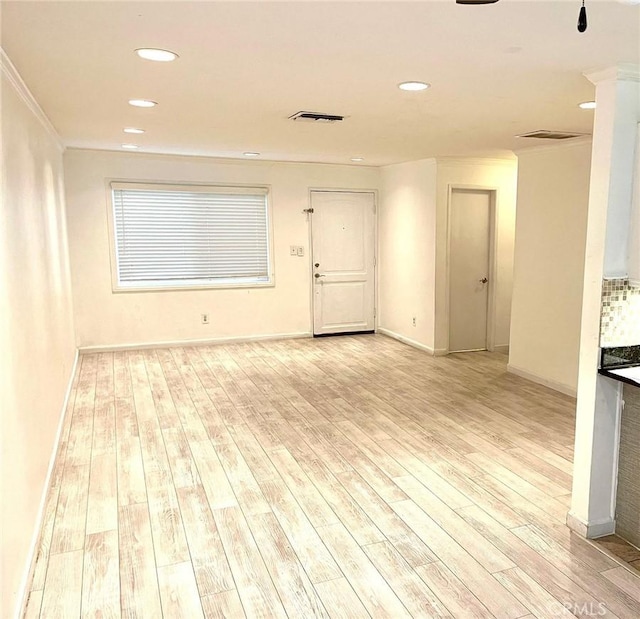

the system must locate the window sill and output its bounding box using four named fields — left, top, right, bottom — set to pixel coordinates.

left=112, top=280, right=275, bottom=293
